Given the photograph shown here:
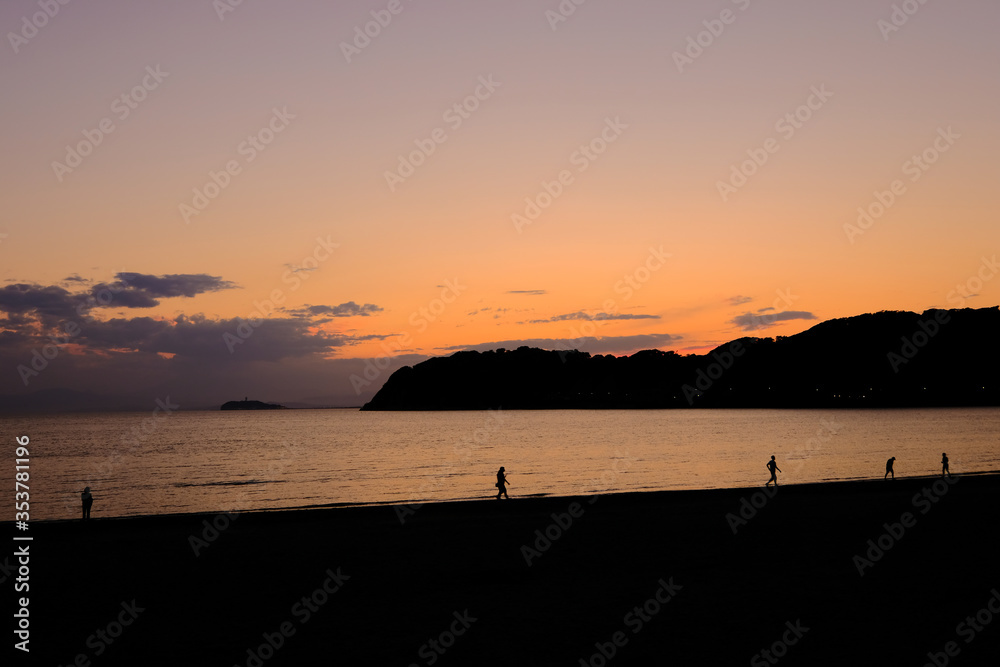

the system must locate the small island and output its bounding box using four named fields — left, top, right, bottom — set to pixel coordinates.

left=220, top=398, right=286, bottom=411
